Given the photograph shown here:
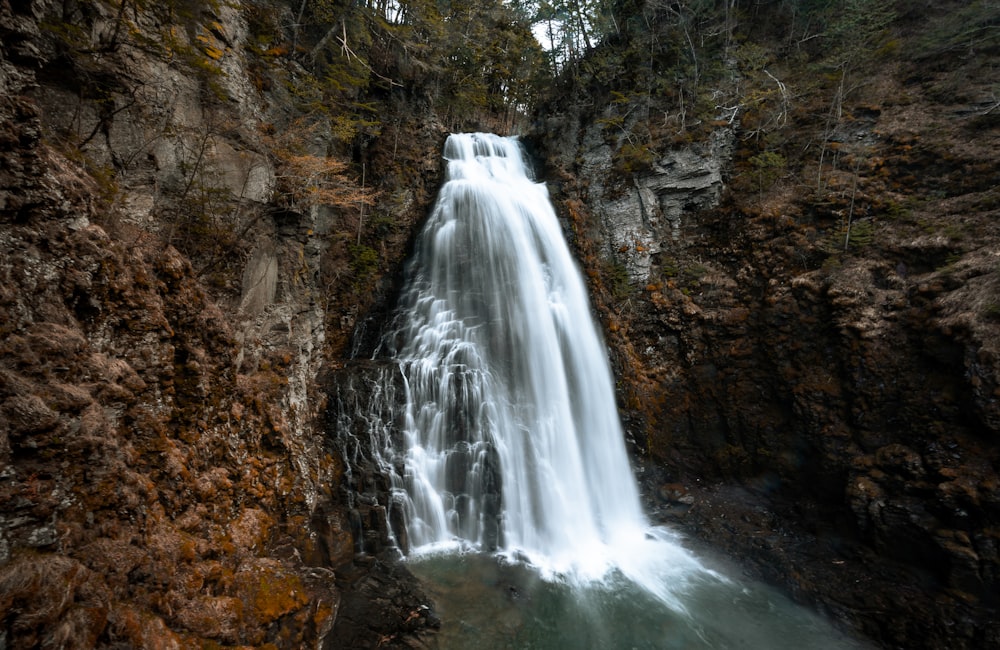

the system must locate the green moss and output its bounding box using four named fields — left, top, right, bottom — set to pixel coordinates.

left=236, top=567, right=309, bottom=627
